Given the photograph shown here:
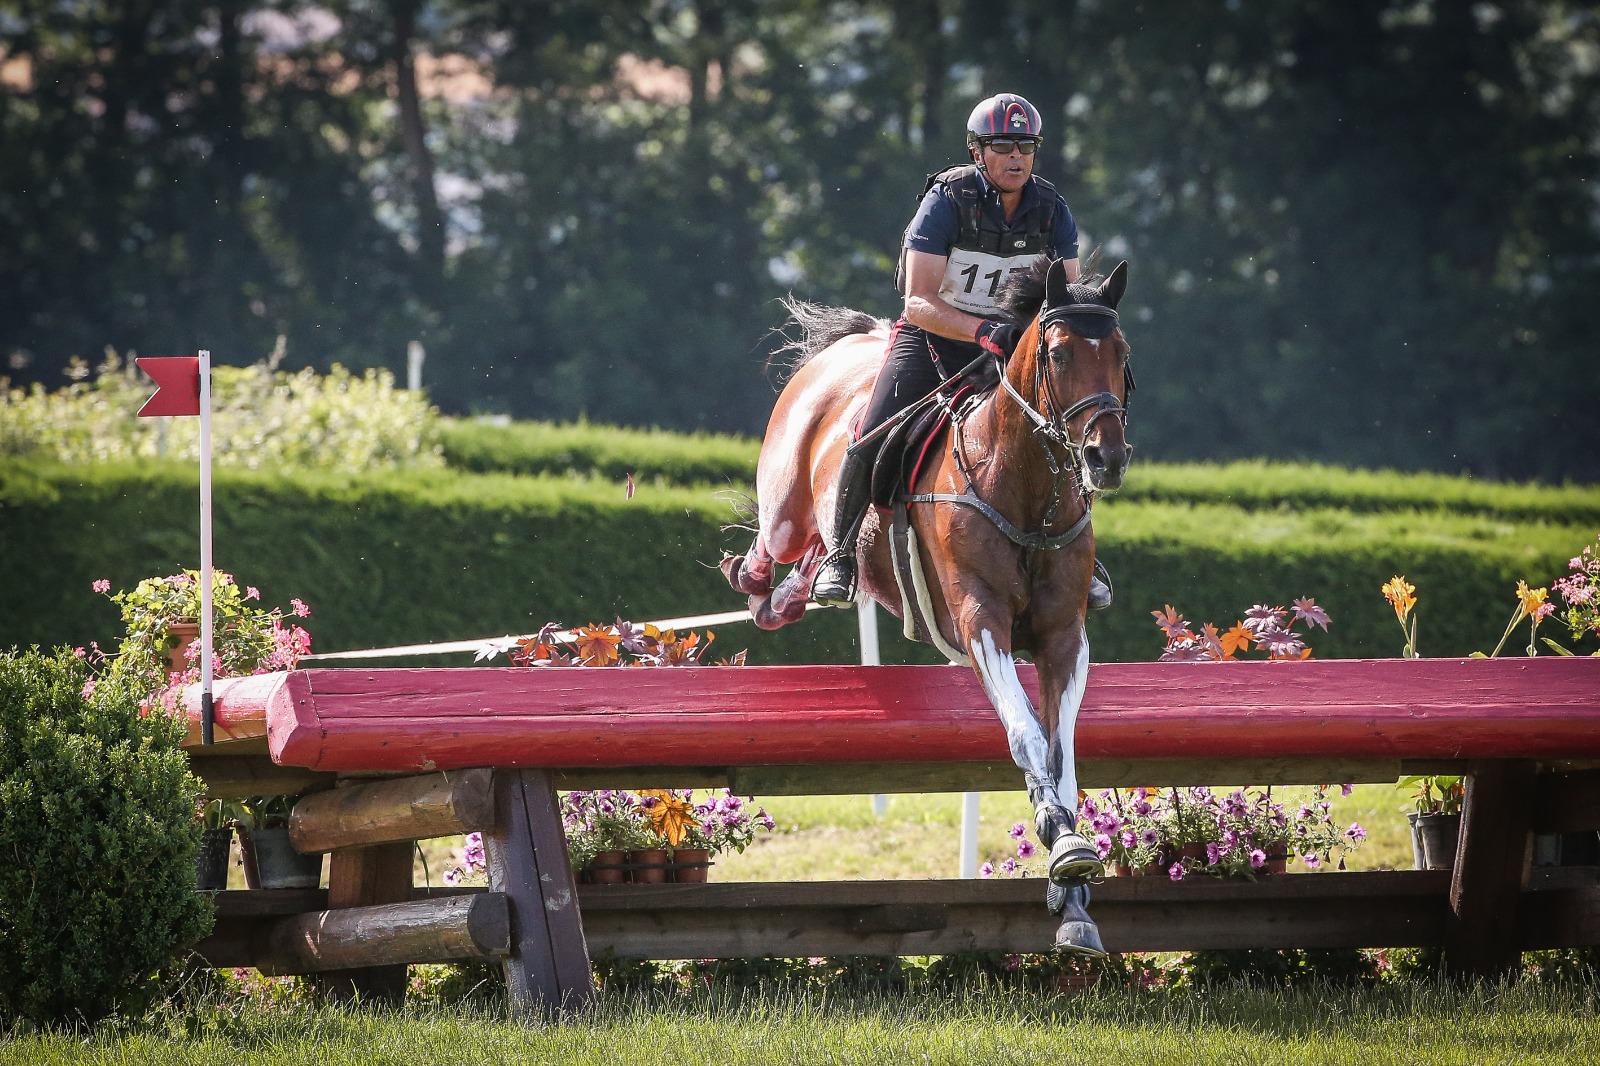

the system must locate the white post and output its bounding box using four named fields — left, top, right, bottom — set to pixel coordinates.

left=198, top=349, right=215, bottom=745
left=960, top=791, right=980, bottom=878
left=407, top=340, right=426, bottom=392
left=859, top=602, right=889, bottom=819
